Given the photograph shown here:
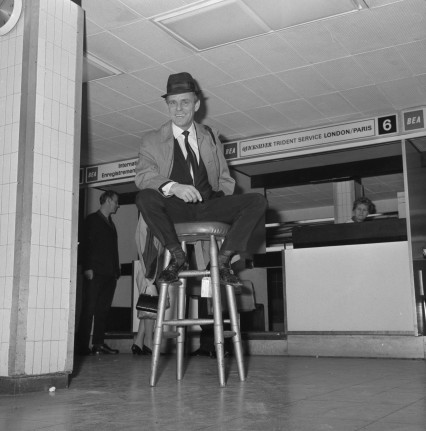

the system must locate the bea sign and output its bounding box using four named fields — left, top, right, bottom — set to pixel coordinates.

left=404, top=109, right=424, bottom=131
